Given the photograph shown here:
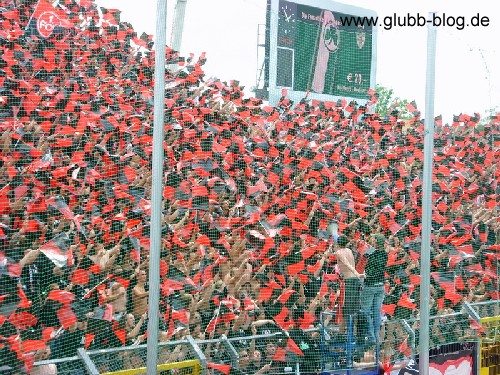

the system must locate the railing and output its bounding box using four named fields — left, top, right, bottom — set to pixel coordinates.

left=32, top=301, right=500, bottom=375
